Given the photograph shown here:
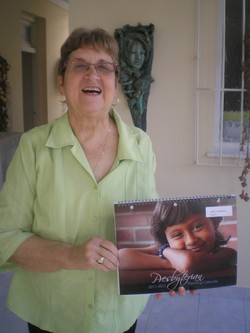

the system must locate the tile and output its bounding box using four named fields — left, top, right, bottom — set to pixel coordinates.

left=0, top=306, right=28, bottom=333
left=244, top=300, right=250, bottom=333
left=199, top=285, right=245, bottom=300
left=136, top=295, right=155, bottom=332
left=136, top=313, right=148, bottom=332
left=1, top=278, right=250, bottom=333
left=0, top=272, right=13, bottom=294
left=149, top=292, right=200, bottom=315
left=196, top=296, right=246, bottom=333
left=0, top=272, right=28, bottom=333
left=142, top=295, right=155, bottom=315
left=141, top=293, right=200, bottom=333
left=0, top=273, right=12, bottom=314
left=243, top=288, right=250, bottom=301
